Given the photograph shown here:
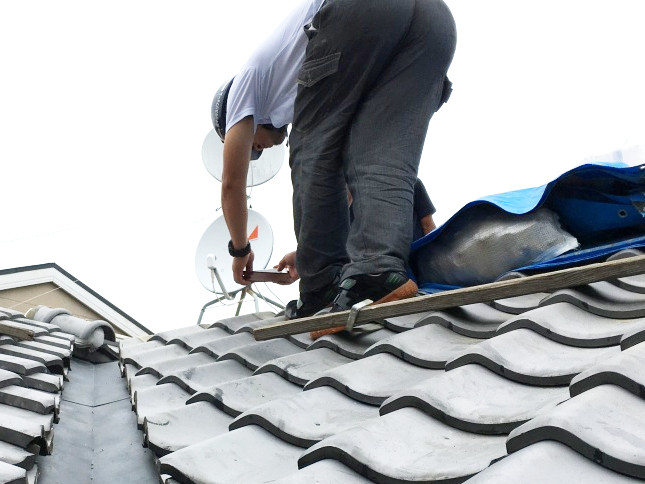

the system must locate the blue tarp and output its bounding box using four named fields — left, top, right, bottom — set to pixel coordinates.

left=411, top=161, right=645, bottom=291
